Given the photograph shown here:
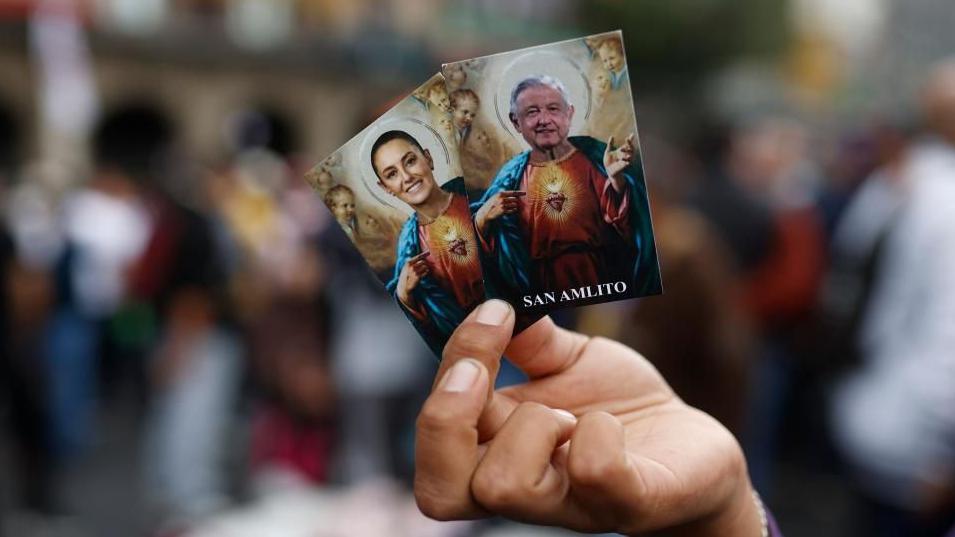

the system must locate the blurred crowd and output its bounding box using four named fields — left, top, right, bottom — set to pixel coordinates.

left=1, top=2, right=955, bottom=537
